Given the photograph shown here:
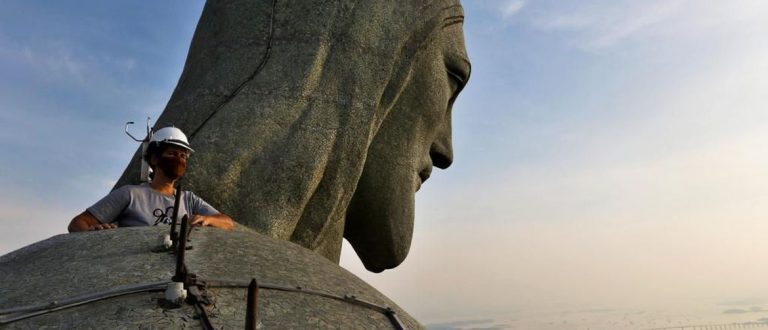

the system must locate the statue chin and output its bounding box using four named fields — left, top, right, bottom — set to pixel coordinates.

left=344, top=160, right=416, bottom=273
